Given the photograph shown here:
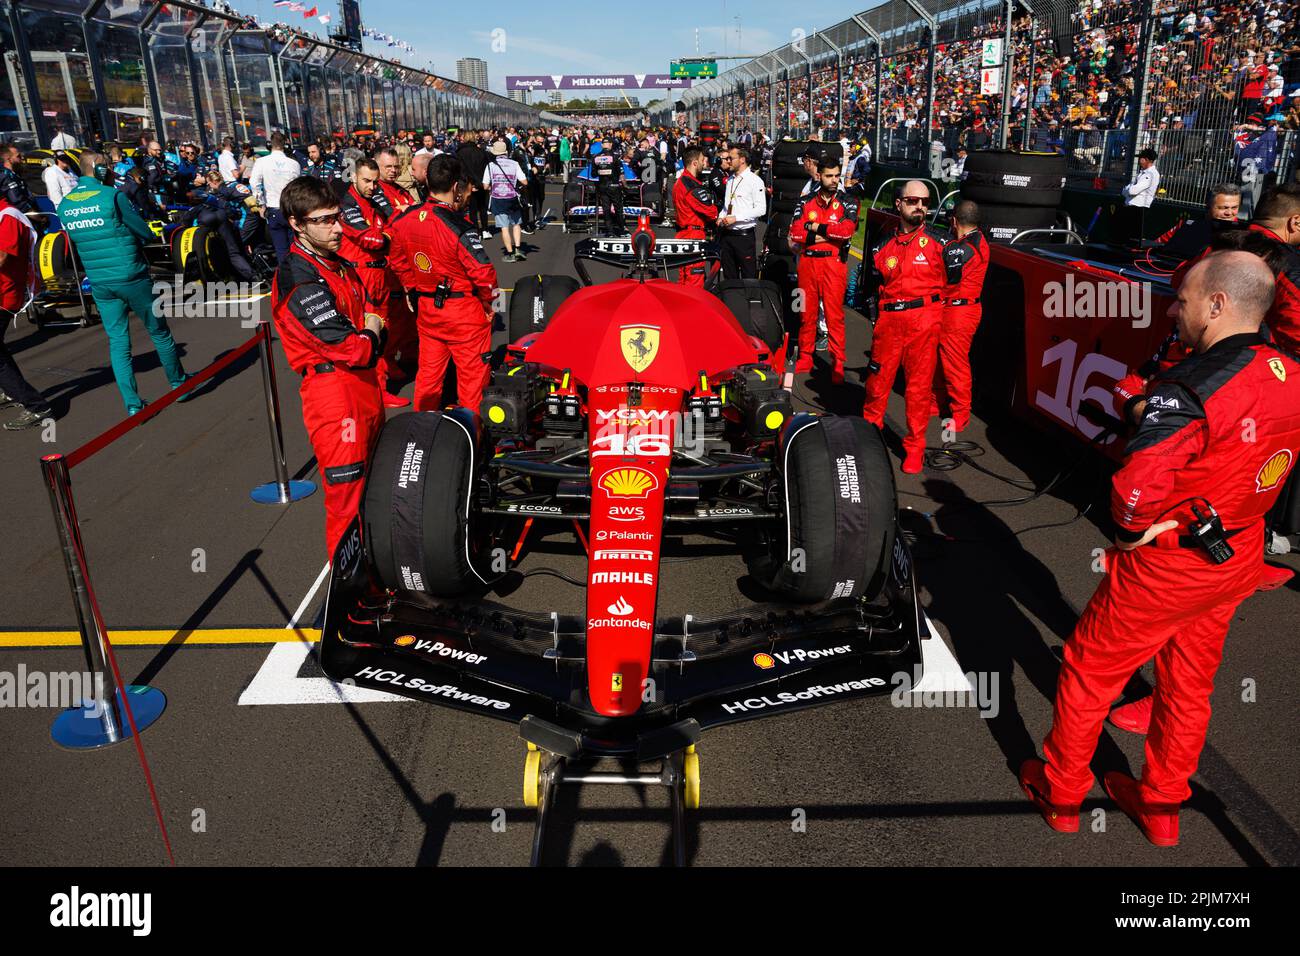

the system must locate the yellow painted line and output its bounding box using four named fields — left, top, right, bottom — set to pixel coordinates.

left=0, top=628, right=320, bottom=648
left=850, top=246, right=863, bottom=260
left=209, top=293, right=270, bottom=305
